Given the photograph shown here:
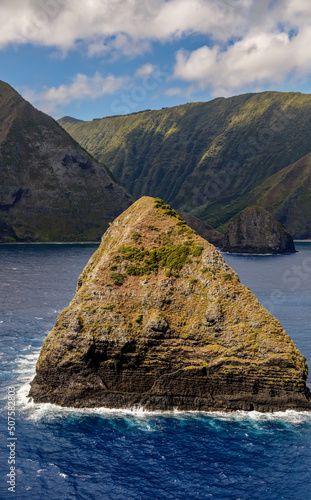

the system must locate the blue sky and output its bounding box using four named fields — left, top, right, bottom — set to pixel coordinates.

left=1, top=0, right=311, bottom=121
